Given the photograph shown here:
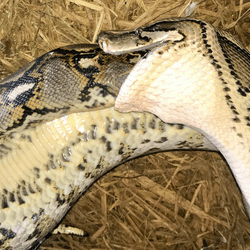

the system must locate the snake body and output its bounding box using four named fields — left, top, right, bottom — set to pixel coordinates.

left=97, top=18, right=250, bottom=216
left=0, top=43, right=216, bottom=249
